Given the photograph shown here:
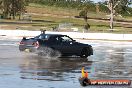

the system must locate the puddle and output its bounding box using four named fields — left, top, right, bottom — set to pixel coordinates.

left=0, top=39, right=132, bottom=88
